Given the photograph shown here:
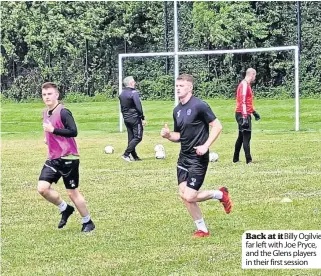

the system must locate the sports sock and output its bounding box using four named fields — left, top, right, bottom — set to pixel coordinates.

left=82, top=215, right=91, bottom=224
left=58, top=200, right=67, bottom=212
left=212, top=190, right=223, bottom=200
left=194, top=218, right=208, bottom=233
